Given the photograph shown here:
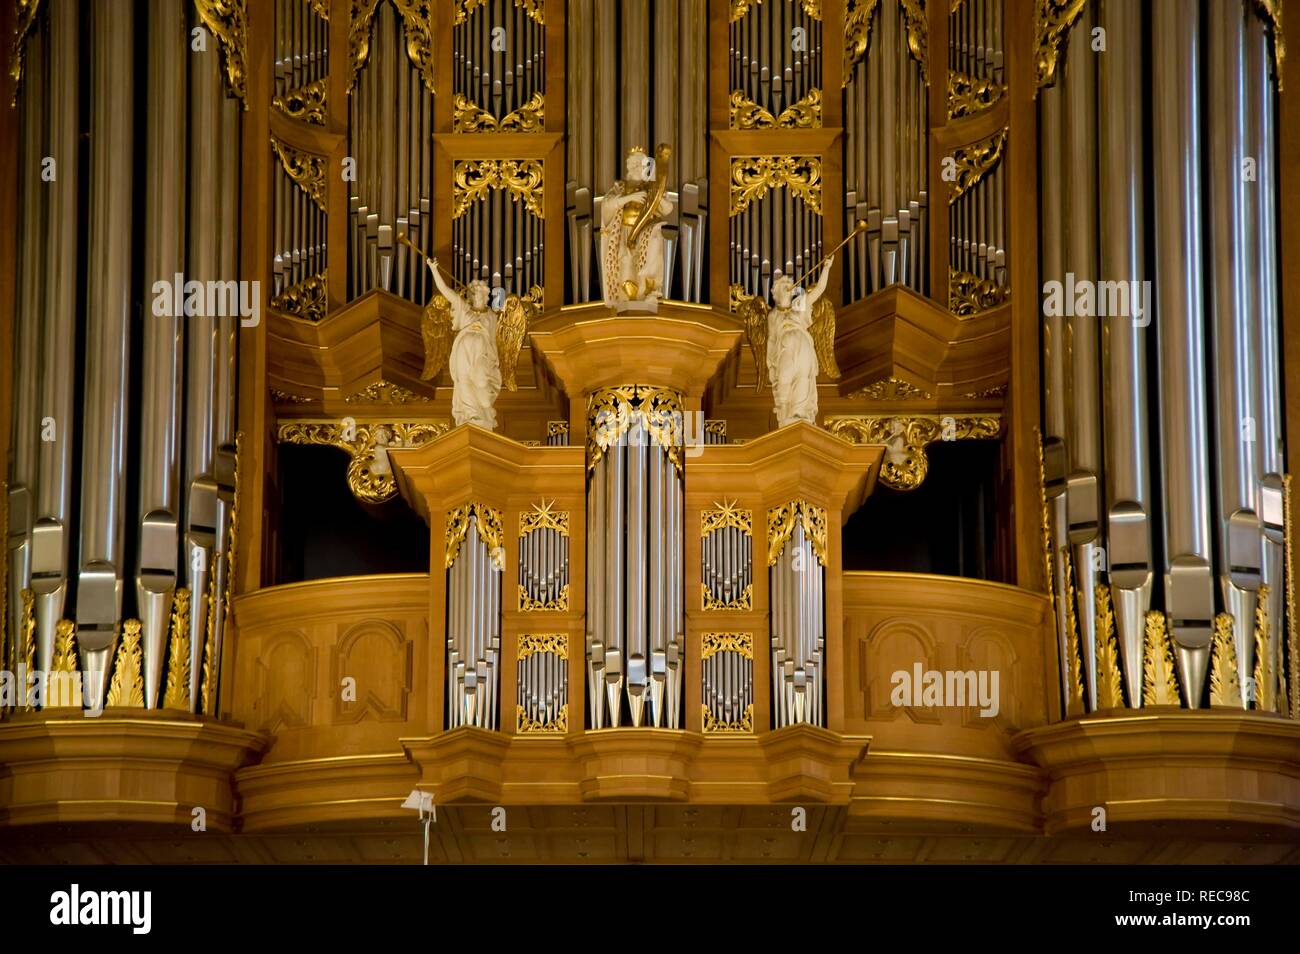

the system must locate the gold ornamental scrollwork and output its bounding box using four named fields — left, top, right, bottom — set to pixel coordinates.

left=270, top=270, right=329, bottom=322
left=8, top=0, right=43, bottom=107
left=702, top=583, right=753, bottom=612
left=702, top=632, right=754, bottom=661
left=730, top=156, right=823, bottom=217
left=947, top=129, right=1006, bottom=205
left=350, top=0, right=438, bottom=93
left=843, top=0, right=880, bottom=85
left=948, top=69, right=1005, bottom=120
left=702, top=703, right=754, bottom=733
left=899, top=0, right=928, bottom=82
left=519, top=584, right=569, bottom=612
left=517, top=703, right=567, bottom=733
left=452, top=159, right=545, bottom=220
left=1033, top=0, right=1089, bottom=89
left=520, top=500, right=569, bottom=536
left=826, top=415, right=1002, bottom=491
left=586, top=385, right=686, bottom=476
left=949, top=268, right=1009, bottom=316
left=848, top=377, right=933, bottom=401
left=767, top=500, right=828, bottom=568
left=1142, top=611, right=1181, bottom=706
left=274, top=77, right=328, bottom=125
left=518, top=632, right=567, bottom=660
left=271, top=137, right=328, bottom=212
left=729, top=88, right=823, bottom=129
left=1248, top=1, right=1286, bottom=91
left=731, top=0, right=821, bottom=21
left=277, top=420, right=449, bottom=503
left=106, top=620, right=145, bottom=708
left=343, top=380, right=434, bottom=404
left=457, top=0, right=545, bottom=25
left=1093, top=584, right=1126, bottom=709
left=1210, top=613, right=1242, bottom=708
left=453, top=92, right=546, bottom=133
left=445, top=502, right=505, bottom=568
left=195, top=0, right=249, bottom=107
left=702, top=500, right=753, bottom=537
